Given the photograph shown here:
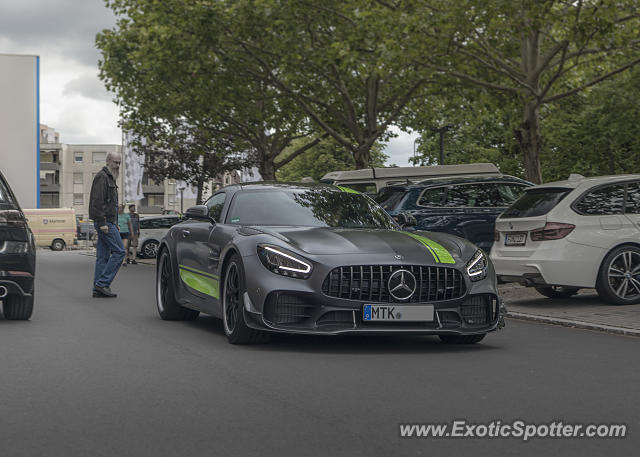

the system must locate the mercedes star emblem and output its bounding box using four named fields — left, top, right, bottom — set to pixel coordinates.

left=387, top=269, right=417, bottom=301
